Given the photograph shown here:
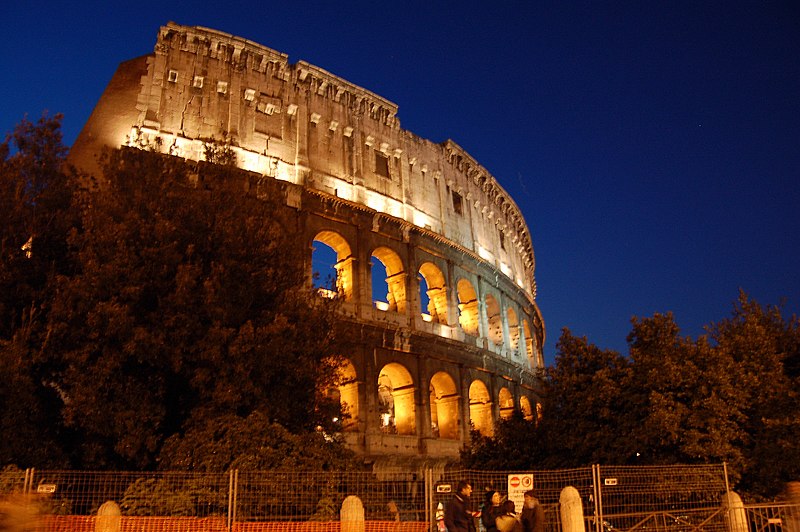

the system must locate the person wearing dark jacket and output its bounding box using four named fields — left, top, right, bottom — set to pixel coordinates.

left=481, top=490, right=503, bottom=532
left=445, top=481, right=478, bottom=532
left=520, top=490, right=545, bottom=532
